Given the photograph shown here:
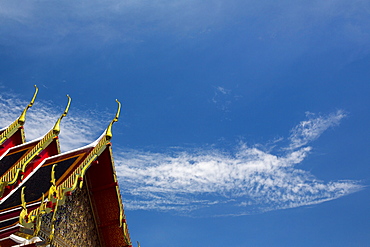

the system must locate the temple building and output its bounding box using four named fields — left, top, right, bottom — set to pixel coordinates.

left=0, top=86, right=133, bottom=246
